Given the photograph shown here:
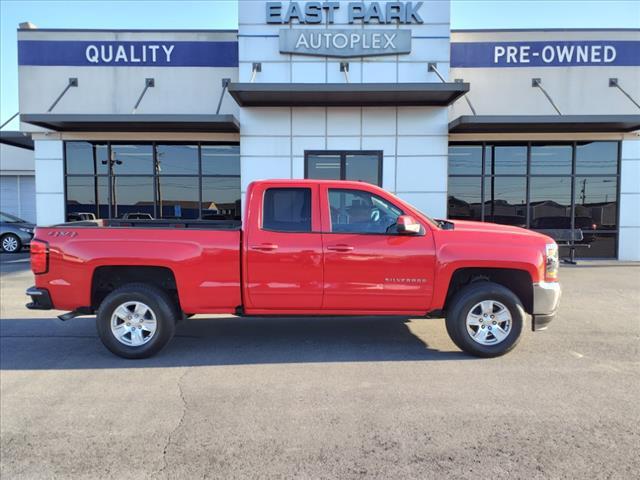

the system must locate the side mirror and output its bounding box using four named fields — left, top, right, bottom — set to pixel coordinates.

left=396, top=215, right=421, bottom=234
